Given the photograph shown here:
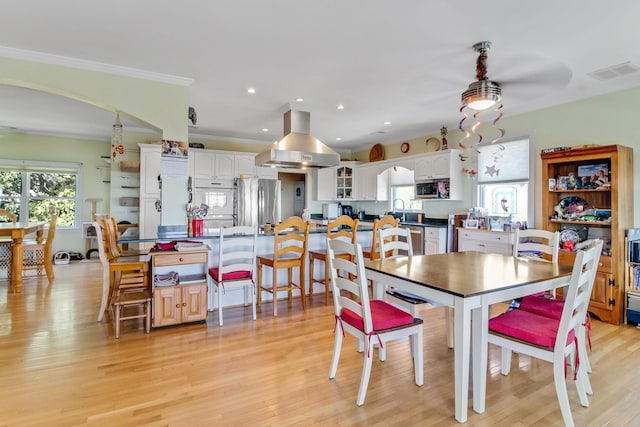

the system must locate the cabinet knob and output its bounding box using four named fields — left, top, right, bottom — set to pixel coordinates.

left=176, top=304, right=180, bottom=308
left=182, top=302, right=187, bottom=307
left=179, top=257, right=184, bottom=262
